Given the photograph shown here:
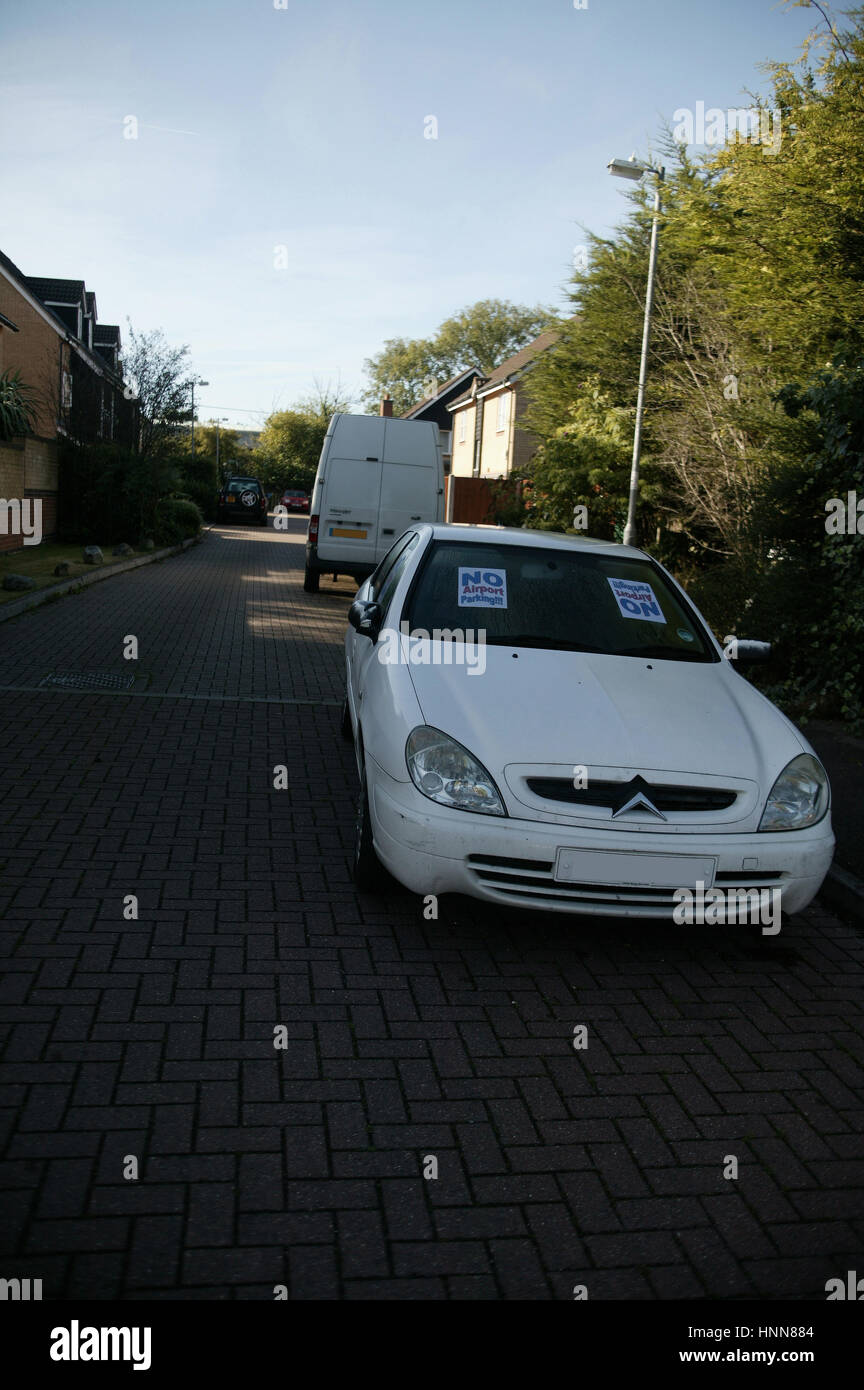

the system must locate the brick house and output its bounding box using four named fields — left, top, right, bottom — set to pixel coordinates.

left=0, top=250, right=137, bottom=552
left=447, top=329, right=558, bottom=481
left=399, top=367, right=484, bottom=474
